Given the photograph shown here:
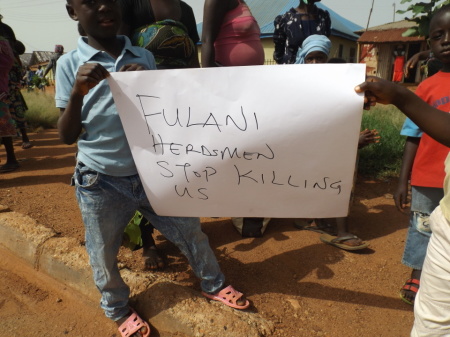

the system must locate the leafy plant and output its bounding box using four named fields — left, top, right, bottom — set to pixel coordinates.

left=397, top=0, right=450, bottom=37
left=31, top=75, right=48, bottom=89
